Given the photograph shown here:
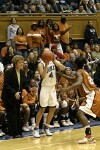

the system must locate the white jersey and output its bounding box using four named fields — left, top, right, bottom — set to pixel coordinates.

left=41, top=61, right=56, bottom=86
